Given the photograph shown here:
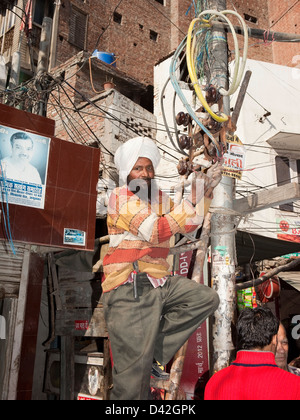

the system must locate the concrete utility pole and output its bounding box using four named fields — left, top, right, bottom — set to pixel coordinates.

left=37, top=17, right=53, bottom=77
left=36, top=17, right=52, bottom=116
left=207, top=0, right=237, bottom=372
left=49, top=0, right=61, bottom=71
left=8, top=52, right=21, bottom=91
left=0, top=55, right=7, bottom=91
